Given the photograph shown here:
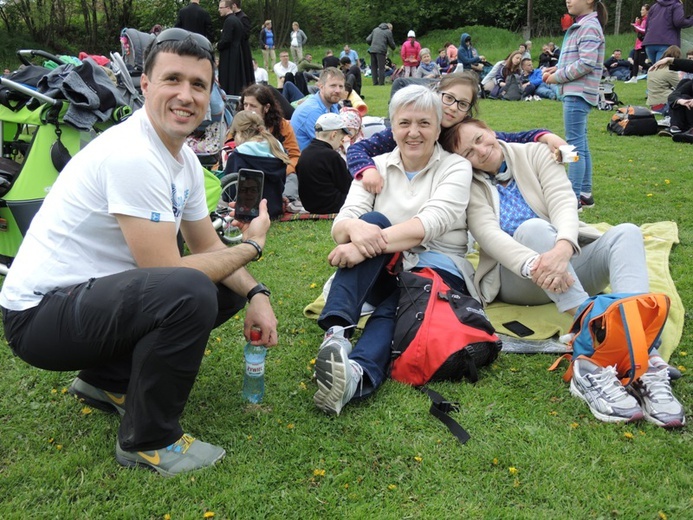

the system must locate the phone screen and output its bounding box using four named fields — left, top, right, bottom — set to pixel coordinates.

left=235, top=169, right=264, bottom=222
